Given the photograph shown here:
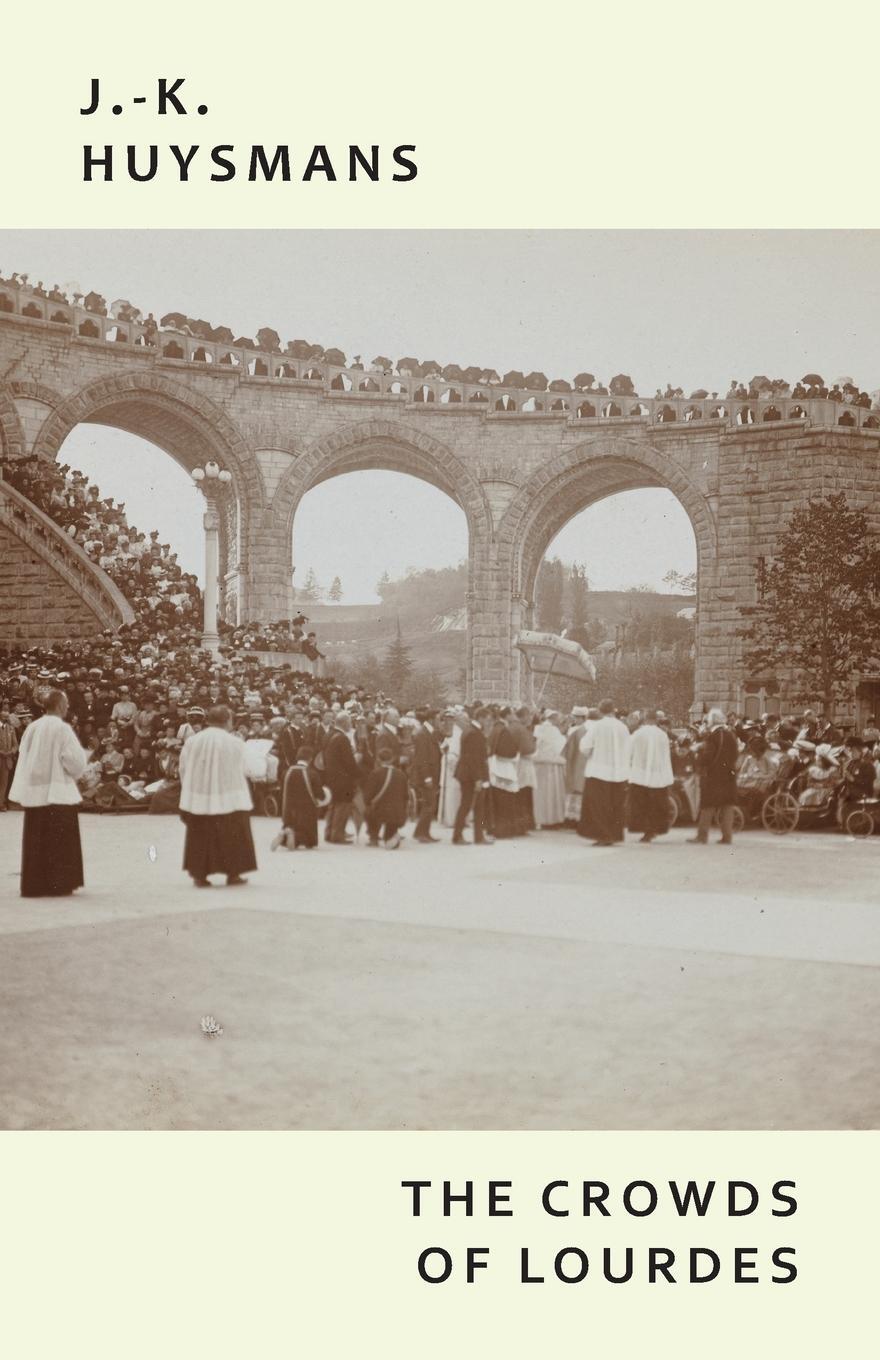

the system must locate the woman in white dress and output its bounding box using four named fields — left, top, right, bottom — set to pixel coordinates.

left=532, top=711, right=566, bottom=827
left=438, top=712, right=462, bottom=828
